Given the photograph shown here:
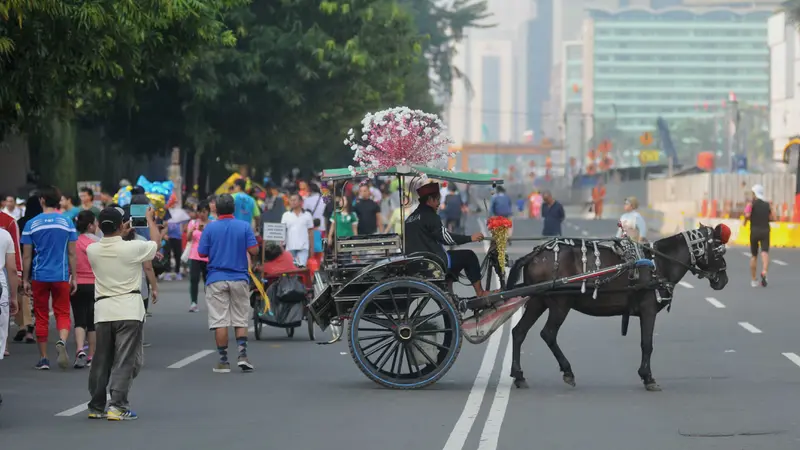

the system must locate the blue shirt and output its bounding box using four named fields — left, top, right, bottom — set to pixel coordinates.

left=197, top=215, right=258, bottom=285
left=541, top=201, right=565, bottom=237
left=62, top=207, right=81, bottom=223
left=490, top=194, right=513, bottom=217
left=233, top=192, right=256, bottom=224
left=20, top=212, right=78, bottom=282
left=167, top=221, right=185, bottom=239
